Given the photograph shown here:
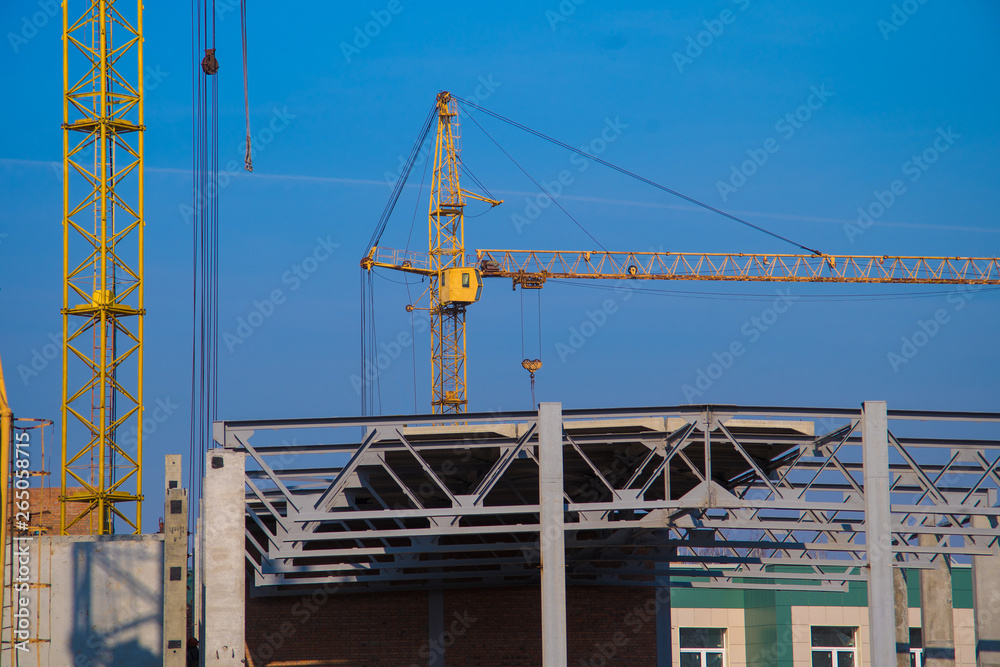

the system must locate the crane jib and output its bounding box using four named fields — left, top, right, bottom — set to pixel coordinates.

left=367, top=247, right=1000, bottom=285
